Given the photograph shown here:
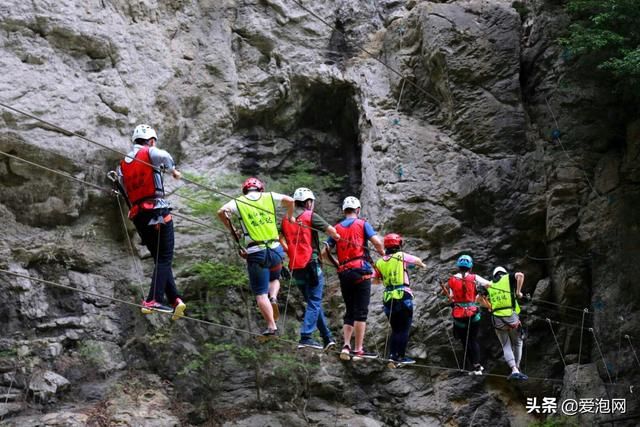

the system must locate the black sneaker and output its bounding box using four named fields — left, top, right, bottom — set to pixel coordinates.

left=339, top=344, right=351, bottom=361
left=323, top=338, right=337, bottom=352
left=351, top=349, right=378, bottom=362
left=297, top=337, right=323, bottom=350
left=261, top=328, right=277, bottom=336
